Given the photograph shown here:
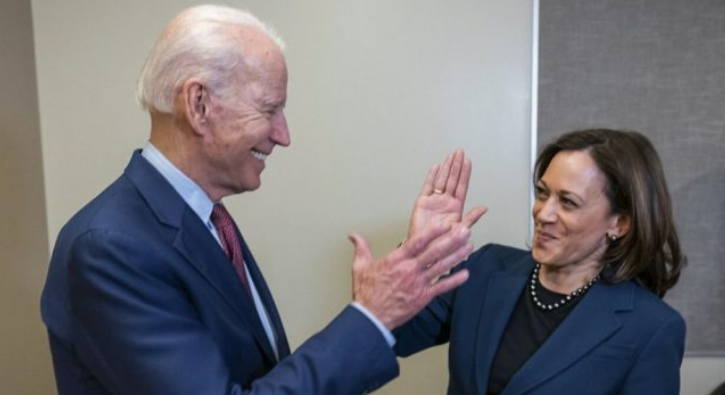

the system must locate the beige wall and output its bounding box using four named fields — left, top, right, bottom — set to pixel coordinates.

left=32, top=1, right=532, bottom=393
left=0, top=0, right=714, bottom=394
left=0, top=0, right=54, bottom=394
